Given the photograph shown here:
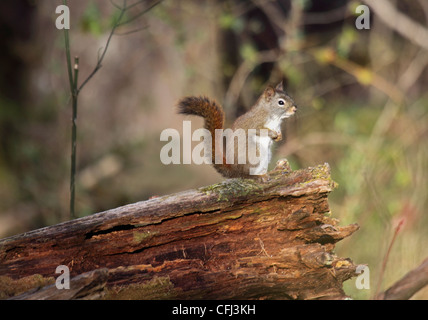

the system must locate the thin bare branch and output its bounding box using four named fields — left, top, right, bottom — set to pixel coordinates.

left=224, top=49, right=278, bottom=117
left=63, top=0, right=74, bottom=93
left=398, top=49, right=428, bottom=93
left=114, top=25, right=149, bottom=36
left=363, top=0, right=428, bottom=51
left=124, top=0, right=151, bottom=11
left=109, top=0, right=122, bottom=10
left=373, top=219, right=405, bottom=299
left=377, top=256, right=428, bottom=300
left=117, top=0, right=161, bottom=27
left=77, top=3, right=127, bottom=92
left=77, top=0, right=161, bottom=92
